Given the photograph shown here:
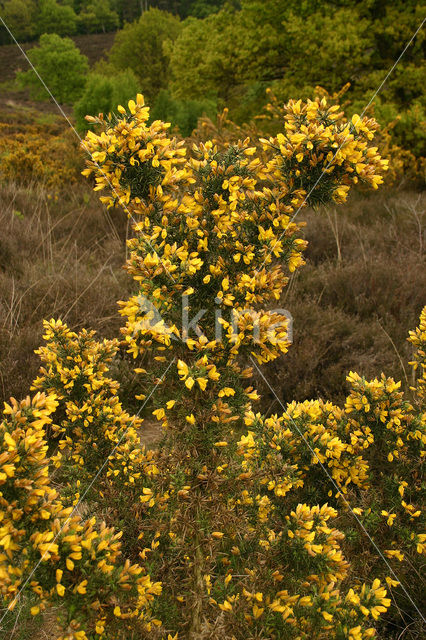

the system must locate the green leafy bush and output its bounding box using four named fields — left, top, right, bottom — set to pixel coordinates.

left=16, top=33, right=89, bottom=103
left=74, top=69, right=140, bottom=131
left=151, top=88, right=217, bottom=137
